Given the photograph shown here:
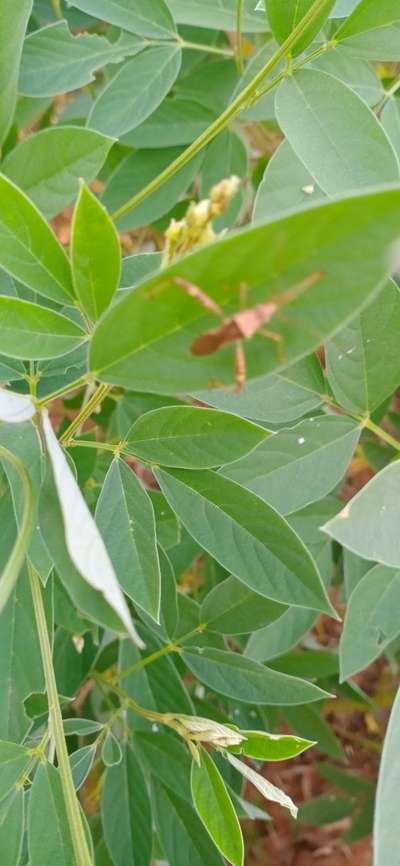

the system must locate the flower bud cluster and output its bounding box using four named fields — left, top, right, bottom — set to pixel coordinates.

left=163, top=175, right=240, bottom=264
